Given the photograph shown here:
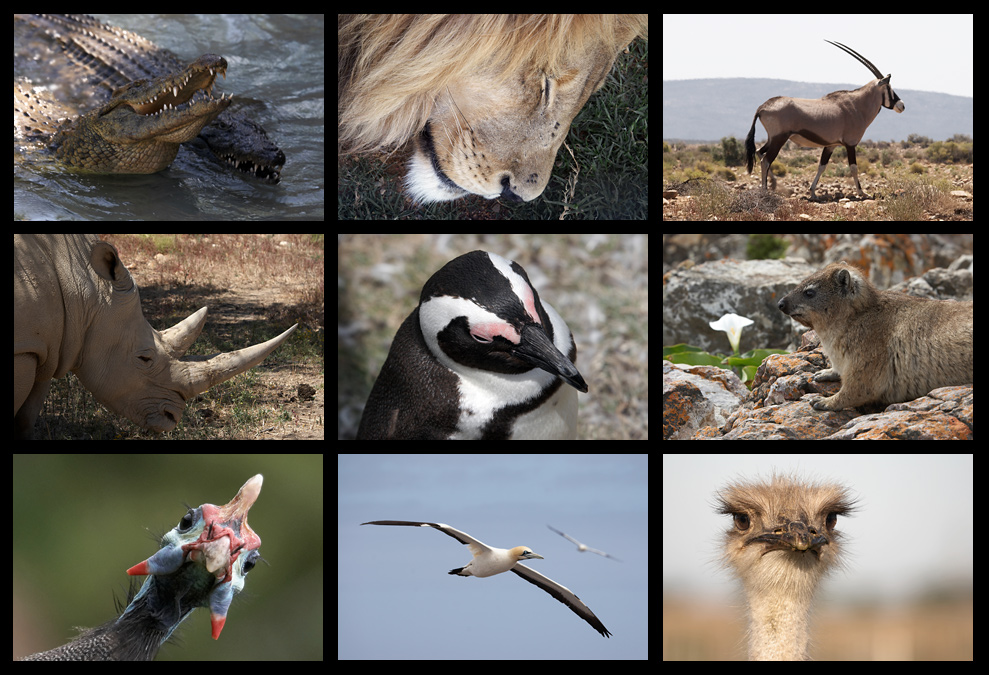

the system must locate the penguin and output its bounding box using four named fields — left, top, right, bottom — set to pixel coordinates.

left=356, top=250, right=588, bottom=440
